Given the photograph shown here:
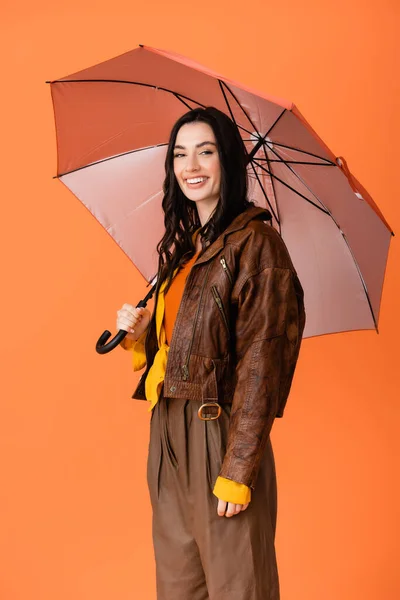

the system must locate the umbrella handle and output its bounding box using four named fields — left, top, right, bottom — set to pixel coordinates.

left=96, top=282, right=157, bottom=354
